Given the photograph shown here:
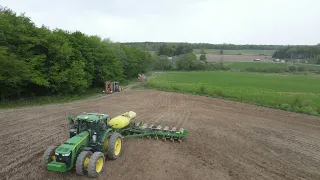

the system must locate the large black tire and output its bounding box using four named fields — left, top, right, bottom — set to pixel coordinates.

left=107, top=133, right=123, bottom=160
left=87, top=152, right=105, bottom=178
left=75, top=151, right=93, bottom=176
left=43, top=146, right=57, bottom=168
